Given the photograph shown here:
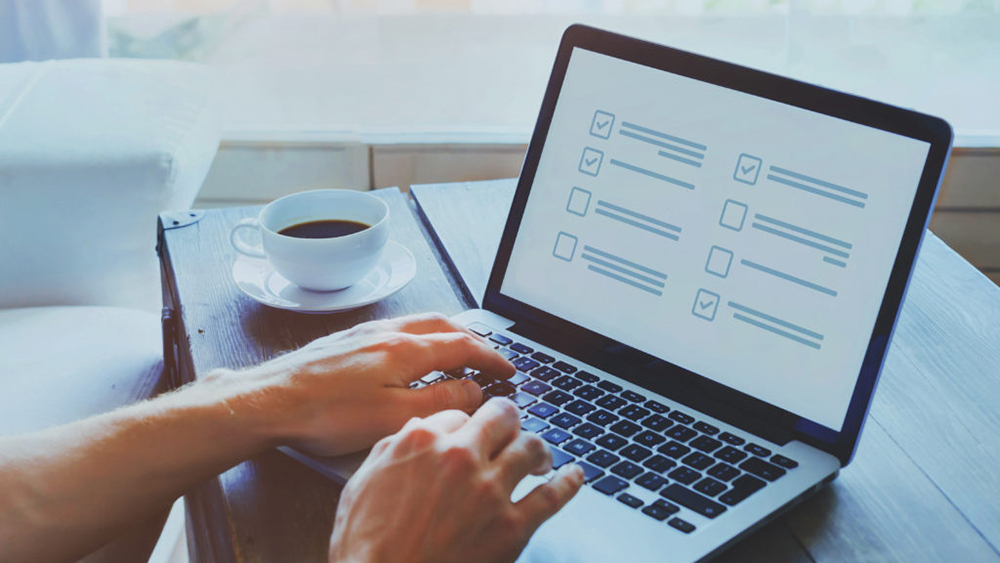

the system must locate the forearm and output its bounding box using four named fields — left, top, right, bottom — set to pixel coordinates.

left=0, top=370, right=283, bottom=563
